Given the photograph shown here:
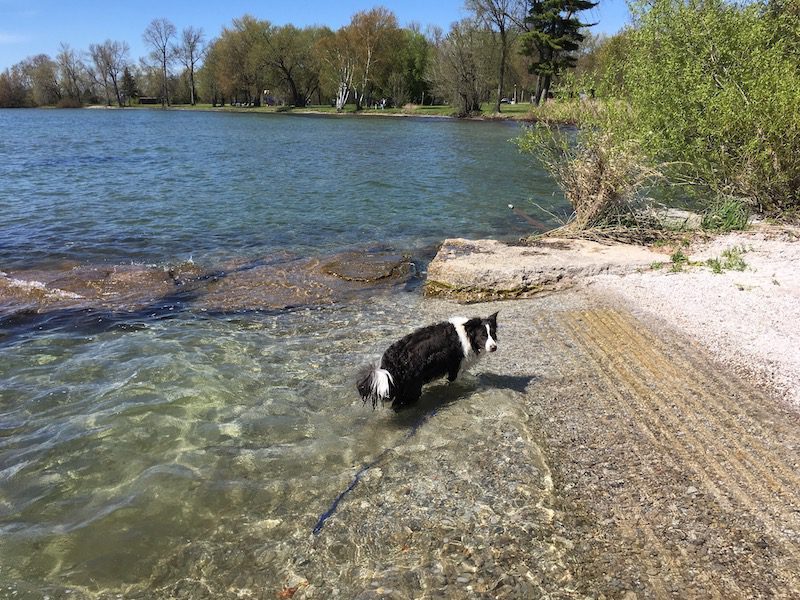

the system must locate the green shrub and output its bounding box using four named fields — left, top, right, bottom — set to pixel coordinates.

left=601, top=0, right=800, bottom=215
left=721, top=246, right=748, bottom=271
left=670, top=249, right=689, bottom=271
left=516, top=122, right=661, bottom=229
left=706, top=257, right=723, bottom=274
